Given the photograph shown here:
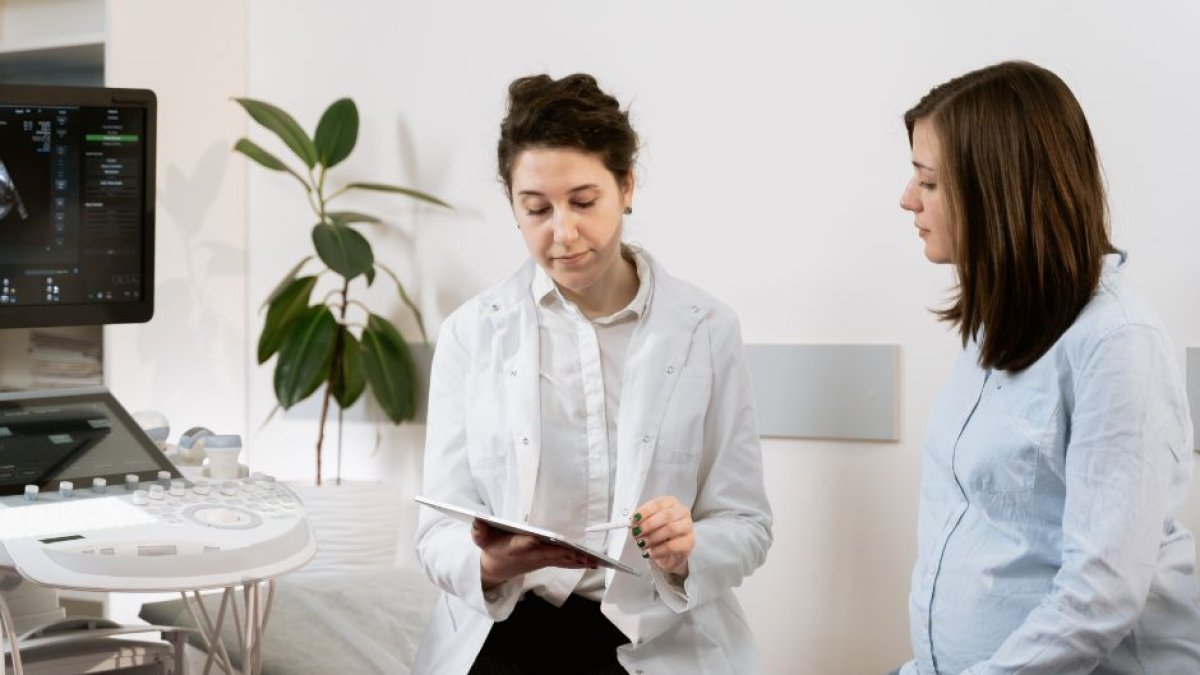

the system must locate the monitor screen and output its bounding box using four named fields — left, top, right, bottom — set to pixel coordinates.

left=0, top=85, right=155, bottom=328
left=0, top=387, right=177, bottom=496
